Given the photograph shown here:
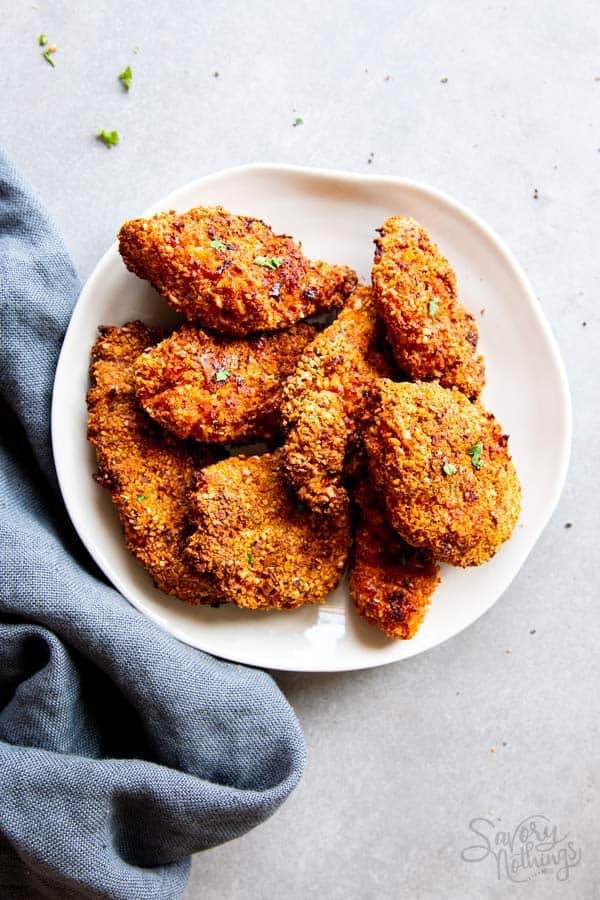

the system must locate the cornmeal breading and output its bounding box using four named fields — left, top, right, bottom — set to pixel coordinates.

left=365, top=380, right=521, bottom=566
left=349, top=481, right=440, bottom=639
left=87, top=321, right=221, bottom=604
left=185, top=450, right=351, bottom=610
left=134, top=322, right=317, bottom=443
left=118, top=205, right=357, bottom=335
left=281, top=286, right=395, bottom=515
left=86, top=204, right=523, bottom=632
left=372, top=216, right=485, bottom=399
